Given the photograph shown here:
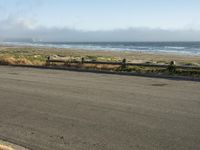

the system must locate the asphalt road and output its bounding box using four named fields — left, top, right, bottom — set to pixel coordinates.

left=0, top=66, right=200, bottom=150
